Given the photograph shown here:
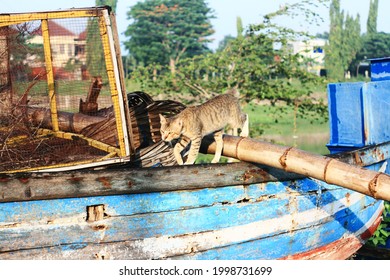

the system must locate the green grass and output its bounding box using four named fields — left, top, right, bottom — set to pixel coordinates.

left=244, top=103, right=330, bottom=155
